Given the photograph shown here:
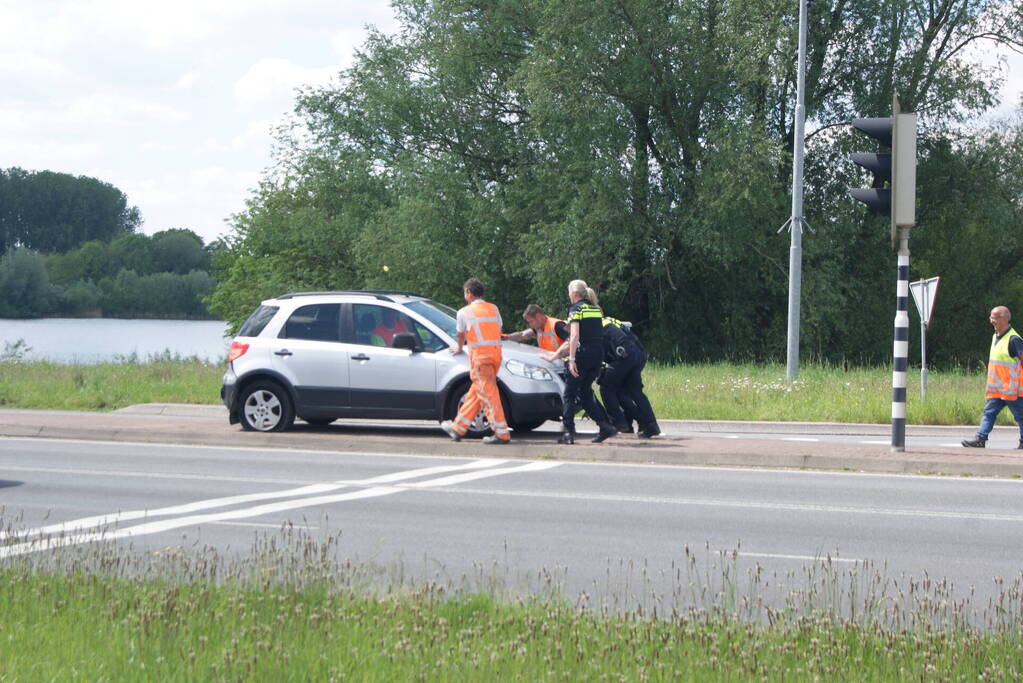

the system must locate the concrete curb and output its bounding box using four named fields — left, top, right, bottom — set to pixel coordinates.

left=112, top=403, right=990, bottom=437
